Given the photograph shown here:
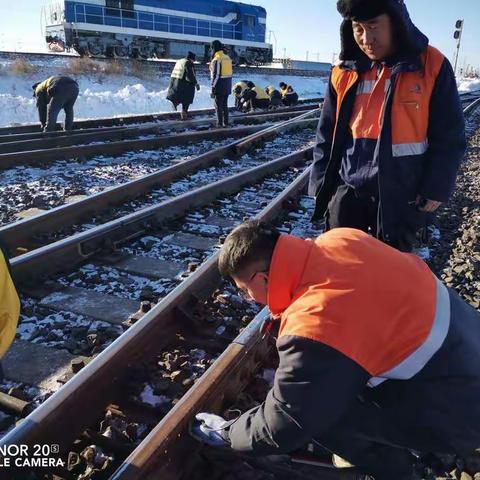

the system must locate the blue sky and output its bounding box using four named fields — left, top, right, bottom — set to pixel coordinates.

left=1, top=1, right=479, bottom=71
